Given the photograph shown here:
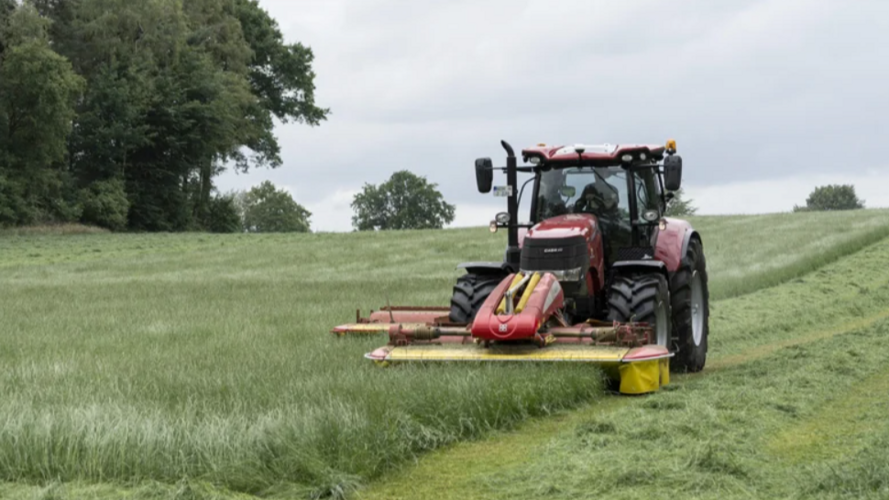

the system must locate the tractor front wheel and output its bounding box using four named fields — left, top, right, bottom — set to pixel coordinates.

left=449, top=273, right=503, bottom=324
left=669, top=238, right=709, bottom=372
left=607, top=273, right=672, bottom=348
